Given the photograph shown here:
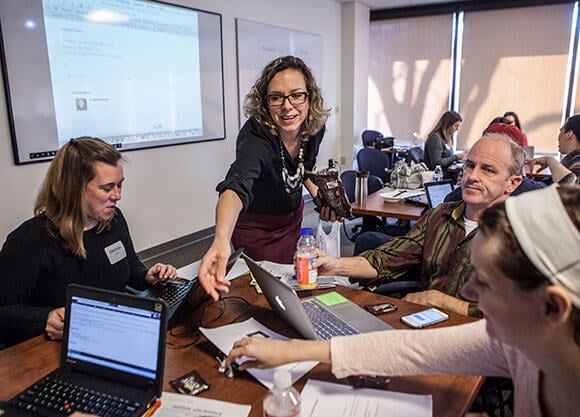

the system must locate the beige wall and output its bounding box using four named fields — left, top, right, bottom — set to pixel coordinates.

left=0, top=0, right=344, bottom=251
